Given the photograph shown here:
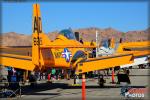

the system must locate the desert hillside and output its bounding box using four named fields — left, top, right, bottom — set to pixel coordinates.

left=0, top=27, right=149, bottom=46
